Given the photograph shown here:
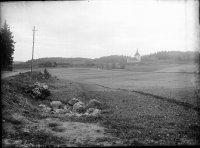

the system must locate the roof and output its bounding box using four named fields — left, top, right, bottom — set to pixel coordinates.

left=134, top=50, right=140, bottom=56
